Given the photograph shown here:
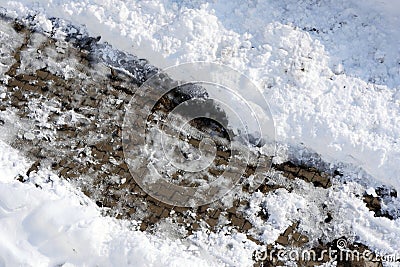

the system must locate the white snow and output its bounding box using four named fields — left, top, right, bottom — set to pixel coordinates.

left=0, top=141, right=29, bottom=182
left=0, top=140, right=257, bottom=266
left=1, top=0, right=399, bottom=191
left=0, top=18, right=23, bottom=82
left=1, top=0, right=400, bottom=265
left=244, top=175, right=400, bottom=255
